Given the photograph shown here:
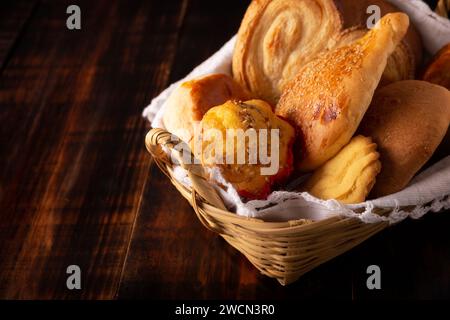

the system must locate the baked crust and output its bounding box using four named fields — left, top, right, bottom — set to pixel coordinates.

left=276, top=13, right=409, bottom=172
left=334, top=0, right=422, bottom=86
left=194, top=99, right=295, bottom=199
left=358, top=80, right=450, bottom=197
left=162, top=73, right=250, bottom=143
left=232, top=0, right=422, bottom=105
left=304, top=135, right=381, bottom=204
left=423, top=43, right=450, bottom=90
left=232, top=0, right=342, bottom=105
